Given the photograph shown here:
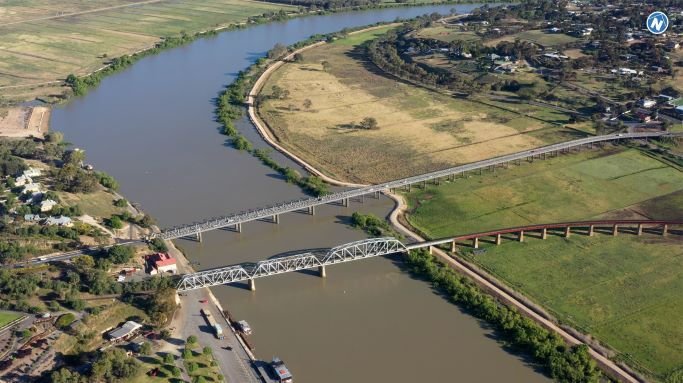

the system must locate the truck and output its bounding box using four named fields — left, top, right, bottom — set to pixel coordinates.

left=200, top=309, right=224, bottom=340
